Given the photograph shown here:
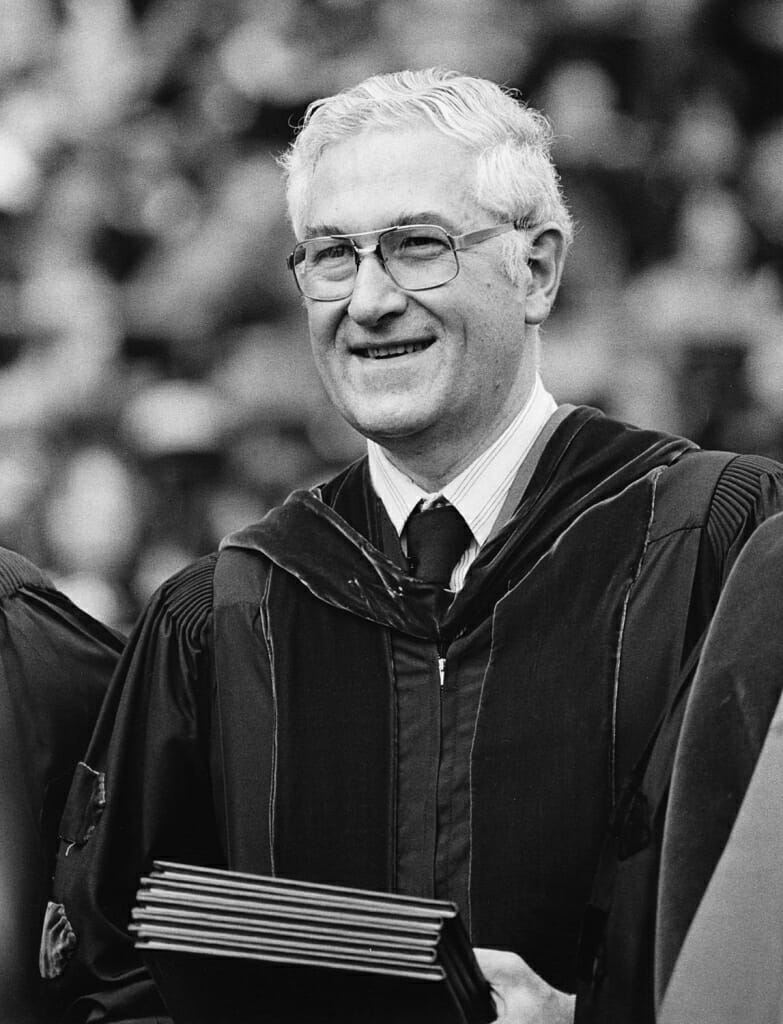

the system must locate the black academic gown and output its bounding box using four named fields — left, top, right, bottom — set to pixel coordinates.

left=658, top=512, right=783, bottom=1023
left=46, top=408, right=783, bottom=1024
left=0, top=548, right=122, bottom=1023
